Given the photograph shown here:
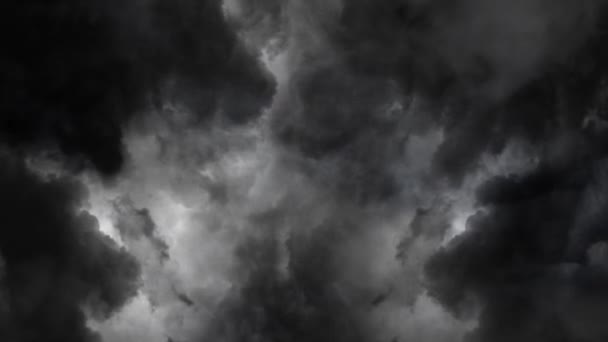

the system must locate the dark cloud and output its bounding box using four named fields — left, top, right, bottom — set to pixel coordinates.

left=332, top=0, right=603, bottom=101
left=111, top=197, right=198, bottom=311
left=272, top=64, right=410, bottom=202
left=0, top=1, right=278, bottom=339
left=0, top=0, right=275, bottom=175
left=9, top=0, right=608, bottom=341
left=113, top=197, right=169, bottom=262
left=398, top=203, right=452, bottom=262
left=255, top=0, right=608, bottom=214
left=211, top=2, right=608, bottom=342
left=426, top=141, right=608, bottom=342
left=419, top=6, right=608, bottom=342
left=203, top=210, right=370, bottom=342
left=266, top=0, right=608, bottom=183
left=0, top=151, right=140, bottom=342
left=224, top=0, right=286, bottom=49
left=180, top=2, right=608, bottom=342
